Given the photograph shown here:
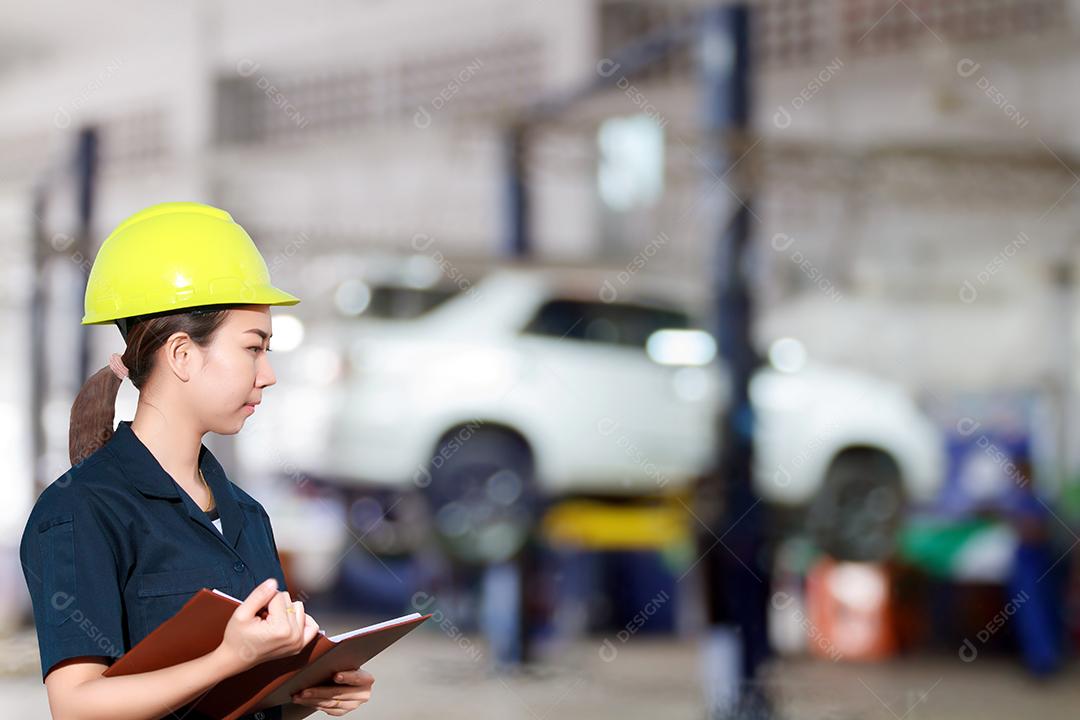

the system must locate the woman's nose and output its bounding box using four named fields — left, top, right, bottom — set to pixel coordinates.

left=257, top=355, right=277, bottom=388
